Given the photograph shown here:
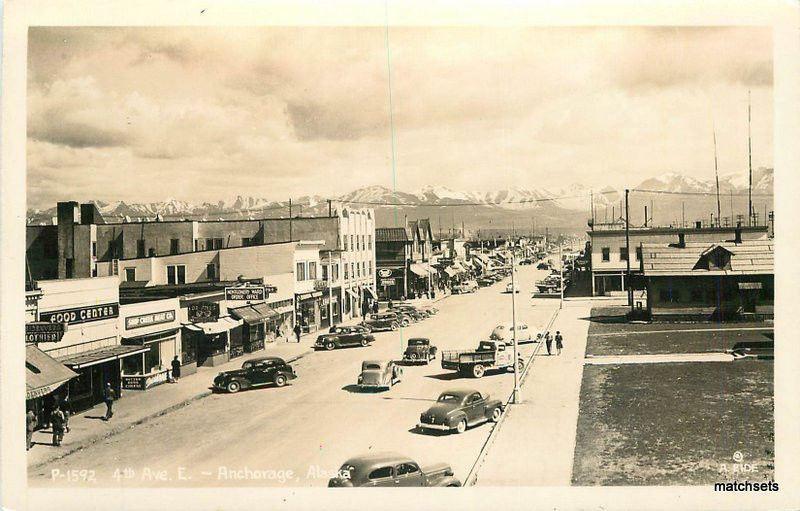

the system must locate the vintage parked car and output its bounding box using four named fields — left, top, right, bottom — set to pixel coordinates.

left=390, top=306, right=425, bottom=322
left=504, top=282, right=520, bottom=293
left=315, top=327, right=375, bottom=351
left=452, top=280, right=478, bottom=294
left=358, top=360, right=403, bottom=390
left=329, top=324, right=371, bottom=334
left=361, top=313, right=400, bottom=332
left=417, top=389, right=503, bottom=434
left=477, top=277, right=494, bottom=287
left=328, top=452, right=461, bottom=487
left=417, top=306, right=438, bottom=316
left=490, top=323, right=533, bottom=344
left=213, top=356, right=296, bottom=393
left=402, top=337, right=438, bottom=363
left=537, top=262, right=549, bottom=270
left=519, top=258, right=533, bottom=265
